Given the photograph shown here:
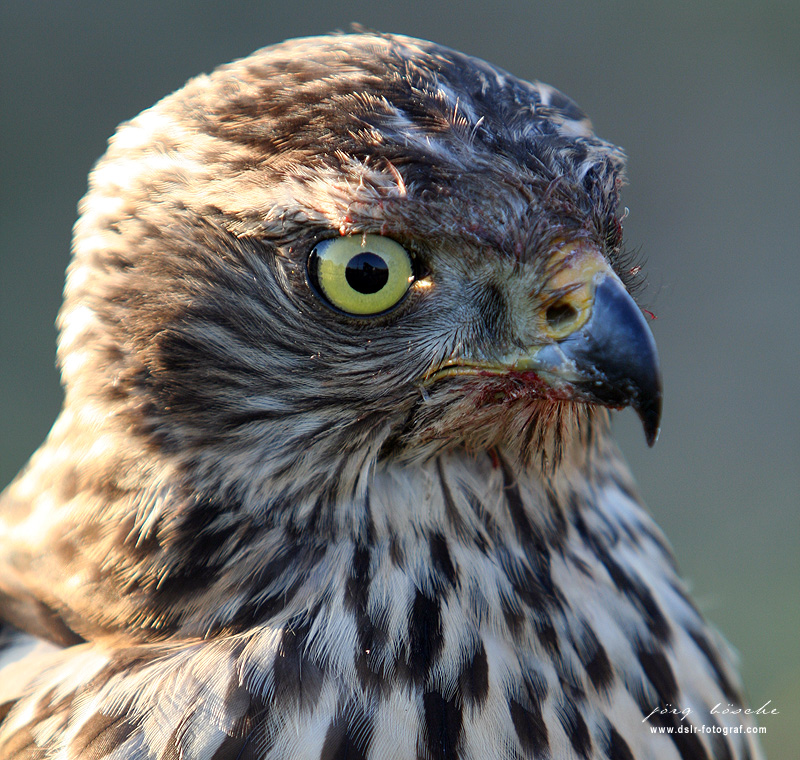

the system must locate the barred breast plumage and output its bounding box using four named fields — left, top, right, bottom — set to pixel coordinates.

left=0, top=31, right=762, bottom=760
